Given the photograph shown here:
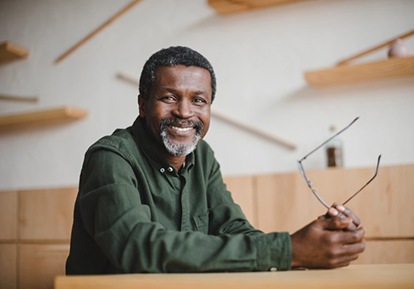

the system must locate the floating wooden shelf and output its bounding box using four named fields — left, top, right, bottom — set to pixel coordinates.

left=0, top=41, right=29, bottom=64
left=0, top=106, right=88, bottom=132
left=0, top=94, right=38, bottom=103
left=305, top=29, right=414, bottom=87
left=305, top=56, right=414, bottom=86
left=208, top=0, right=305, bottom=14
